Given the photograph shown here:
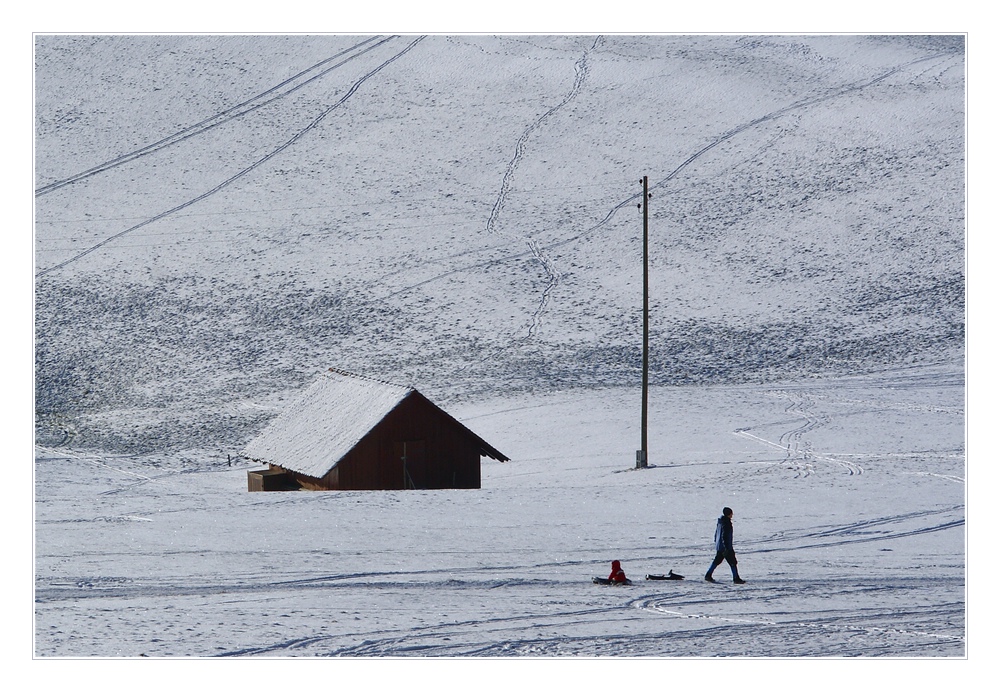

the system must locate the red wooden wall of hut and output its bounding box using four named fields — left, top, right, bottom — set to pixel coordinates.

left=286, top=392, right=483, bottom=490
